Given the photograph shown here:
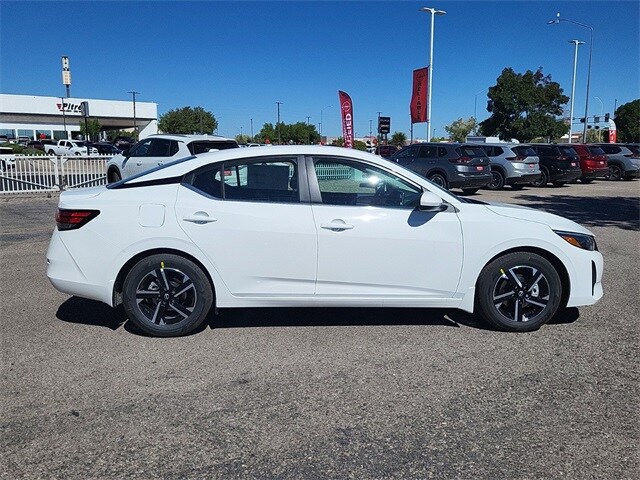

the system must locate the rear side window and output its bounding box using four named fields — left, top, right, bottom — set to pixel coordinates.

left=457, top=146, right=486, bottom=157
left=588, top=146, right=605, bottom=155
left=558, top=146, right=577, bottom=156
left=600, top=145, right=621, bottom=154
left=189, top=157, right=299, bottom=203
left=513, top=146, right=536, bottom=157
left=188, top=141, right=239, bottom=155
